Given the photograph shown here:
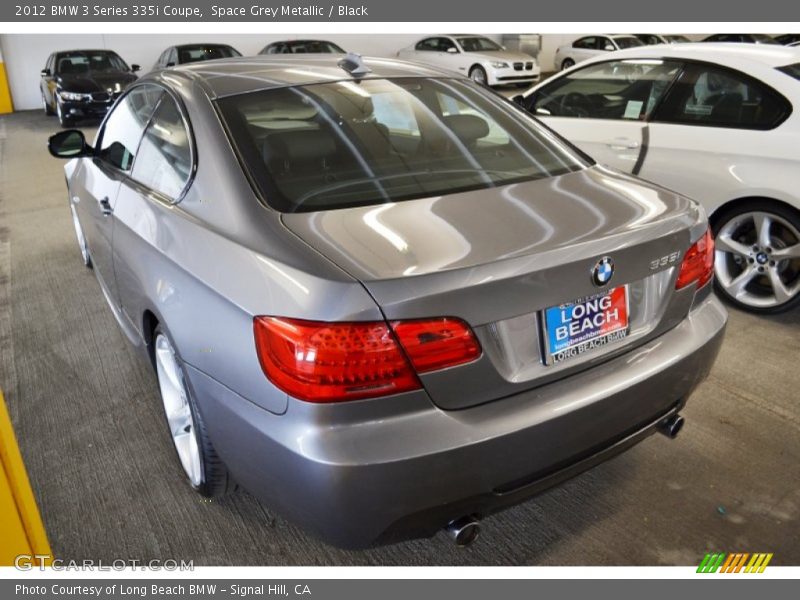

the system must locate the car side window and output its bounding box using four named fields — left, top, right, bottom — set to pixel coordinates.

left=526, top=59, right=683, bottom=120
left=131, top=94, right=193, bottom=200
left=573, top=37, right=595, bottom=49
left=96, top=85, right=163, bottom=171
left=653, top=63, right=791, bottom=130
left=598, top=37, right=614, bottom=50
